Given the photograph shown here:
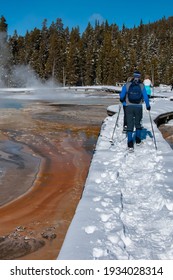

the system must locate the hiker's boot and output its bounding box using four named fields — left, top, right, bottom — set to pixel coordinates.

left=128, top=140, right=134, bottom=152
left=136, top=137, right=142, bottom=146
